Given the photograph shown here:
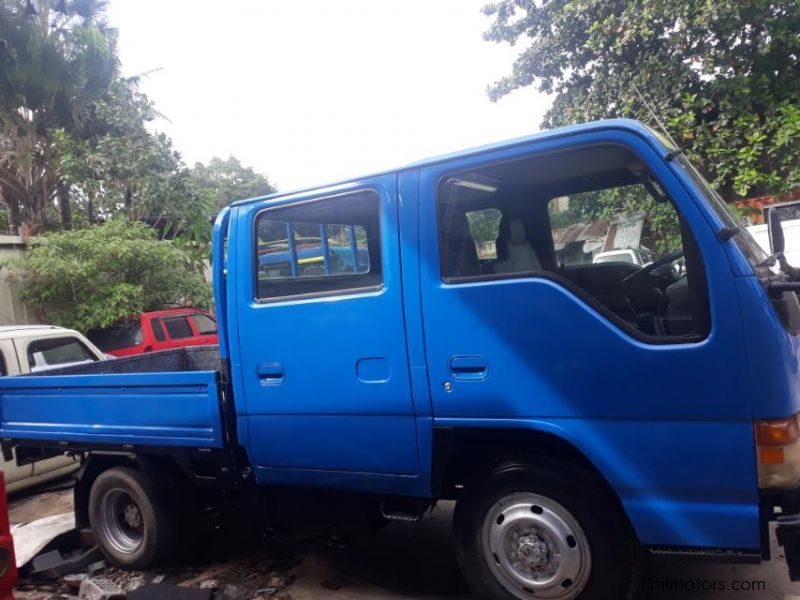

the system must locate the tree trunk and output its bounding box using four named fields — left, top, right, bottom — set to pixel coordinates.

left=124, top=184, right=133, bottom=214
left=87, top=195, right=96, bottom=224
left=1, top=194, right=22, bottom=235
left=57, top=181, right=73, bottom=230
